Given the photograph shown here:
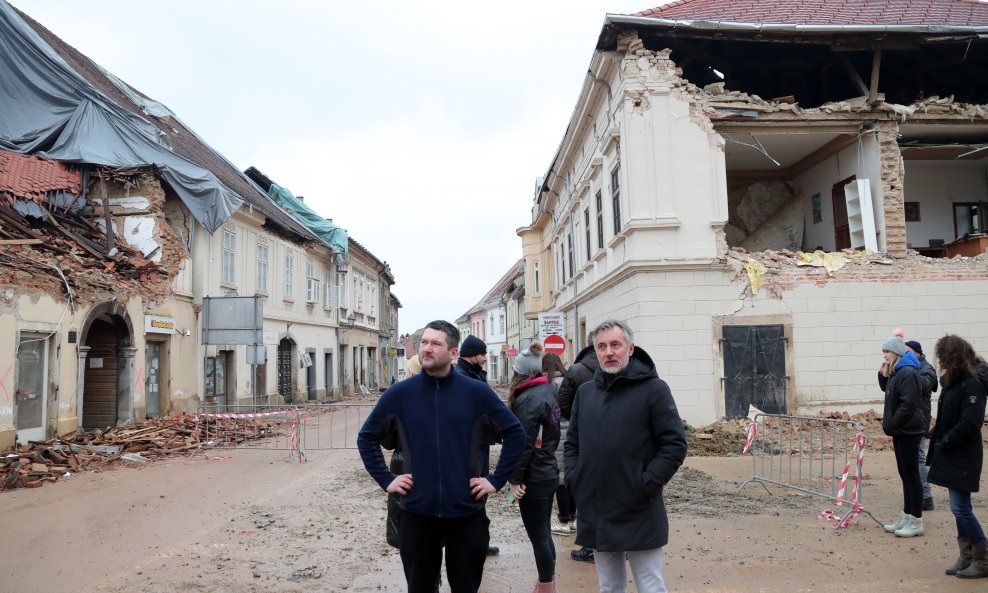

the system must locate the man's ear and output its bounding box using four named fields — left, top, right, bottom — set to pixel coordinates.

left=451, top=347, right=460, bottom=359
left=628, top=343, right=634, bottom=355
